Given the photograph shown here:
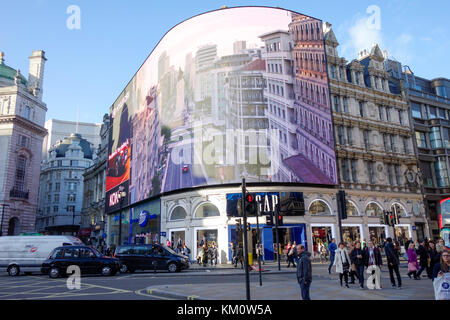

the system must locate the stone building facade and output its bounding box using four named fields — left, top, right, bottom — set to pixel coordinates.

left=323, top=23, right=428, bottom=242
left=0, top=51, right=47, bottom=235
left=36, top=133, right=93, bottom=235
